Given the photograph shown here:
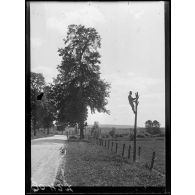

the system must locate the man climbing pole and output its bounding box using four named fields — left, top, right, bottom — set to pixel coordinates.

left=128, top=91, right=136, bottom=114
left=128, top=91, right=139, bottom=162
